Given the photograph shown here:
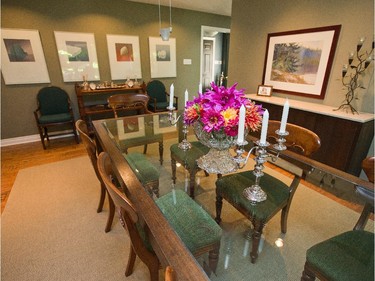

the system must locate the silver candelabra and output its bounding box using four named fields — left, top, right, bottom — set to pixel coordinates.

left=234, top=130, right=289, bottom=203
left=168, top=107, right=192, bottom=151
